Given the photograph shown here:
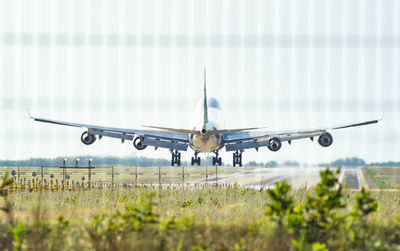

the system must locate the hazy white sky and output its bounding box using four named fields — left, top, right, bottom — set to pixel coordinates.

left=0, top=0, right=399, bottom=164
